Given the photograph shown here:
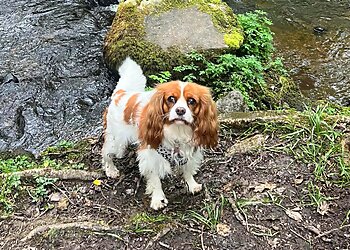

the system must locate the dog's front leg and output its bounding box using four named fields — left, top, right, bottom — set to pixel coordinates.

left=182, top=149, right=203, bottom=194
left=138, top=148, right=171, bottom=210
